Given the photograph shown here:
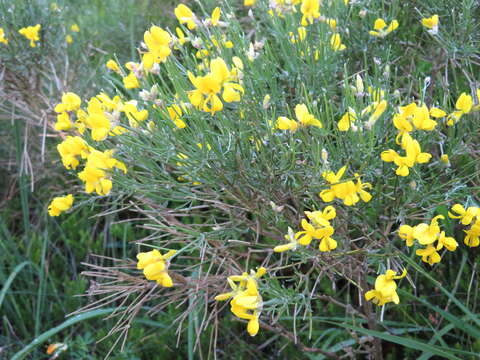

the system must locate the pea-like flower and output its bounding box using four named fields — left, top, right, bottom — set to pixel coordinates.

left=319, top=166, right=372, bottom=206
left=48, top=194, right=74, bottom=216
left=421, top=15, right=439, bottom=35
left=78, top=150, right=127, bottom=195
left=447, top=92, right=473, bottom=126
left=18, top=24, right=41, bottom=47
left=449, top=203, right=480, bottom=247
left=215, top=268, right=266, bottom=336
left=188, top=57, right=244, bottom=114
left=137, top=249, right=176, bottom=287
left=174, top=4, right=197, bottom=30
left=274, top=206, right=338, bottom=252
left=106, top=59, right=121, bottom=74
left=123, top=72, right=140, bottom=89
left=369, top=18, right=398, bottom=38
left=300, top=0, right=321, bottom=26
left=381, top=133, right=431, bottom=176
left=0, top=28, right=8, bottom=44
left=55, top=92, right=82, bottom=113
left=142, top=25, right=172, bottom=71
left=365, top=269, right=407, bottom=306
left=399, top=215, right=459, bottom=265
left=57, top=136, right=92, bottom=170
left=276, top=103, right=322, bottom=131
left=330, top=33, right=346, bottom=51
left=337, top=108, right=357, bottom=131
